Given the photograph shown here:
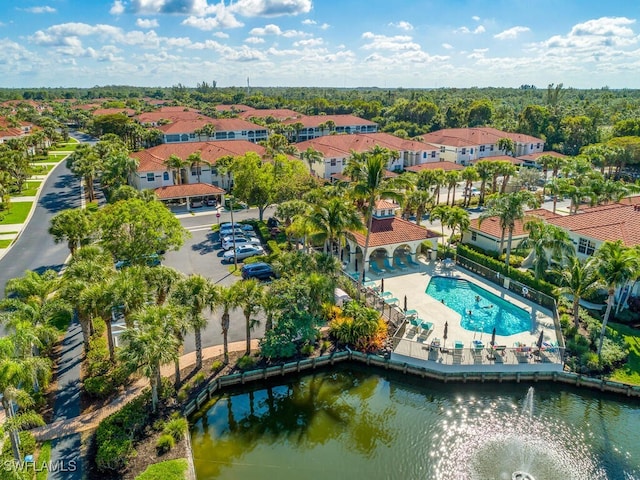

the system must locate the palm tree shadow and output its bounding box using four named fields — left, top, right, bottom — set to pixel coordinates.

left=191, top=232, right=221, bottom=255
